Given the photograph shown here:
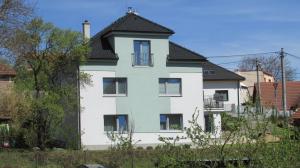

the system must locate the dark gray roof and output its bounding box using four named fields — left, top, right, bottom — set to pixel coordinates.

left=89, top=37, right=117, bottom=60
left=168, top=42, right=207, bottom=62
left=88, top=13, right=174, bottom=60
left=96, top=13, right=174, bottom=37
left=203, top=61, right=245, bottom=81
